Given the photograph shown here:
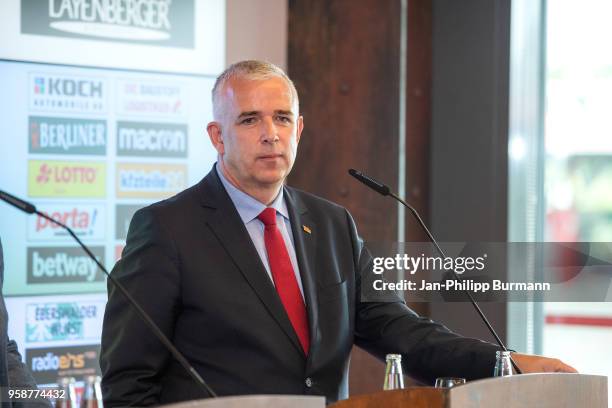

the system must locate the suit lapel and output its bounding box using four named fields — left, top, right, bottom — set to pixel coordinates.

left=197, top=168, right=306, bottom=358
left=284, top=187, right=319, bottom=366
